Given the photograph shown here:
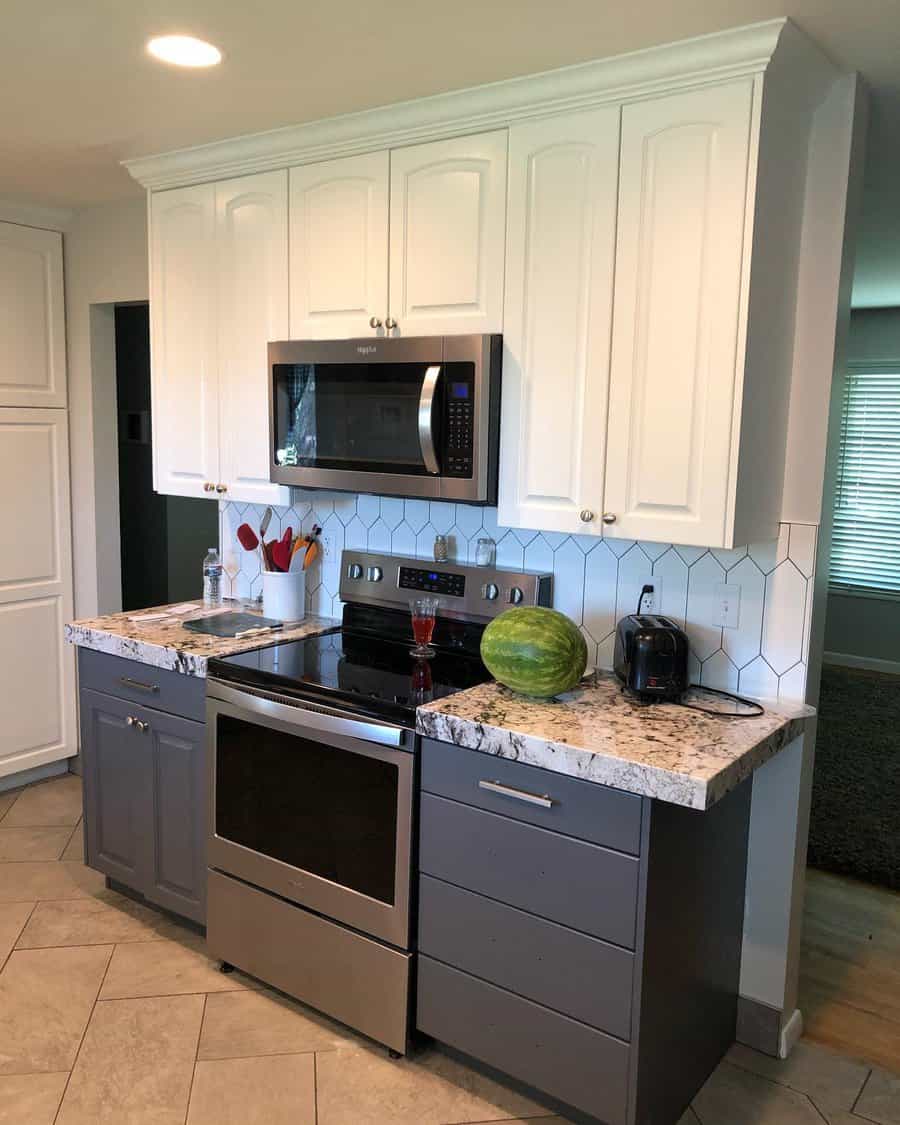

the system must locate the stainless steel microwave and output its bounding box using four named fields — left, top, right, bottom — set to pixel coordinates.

left=268, top=334, right=501, bottom=504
